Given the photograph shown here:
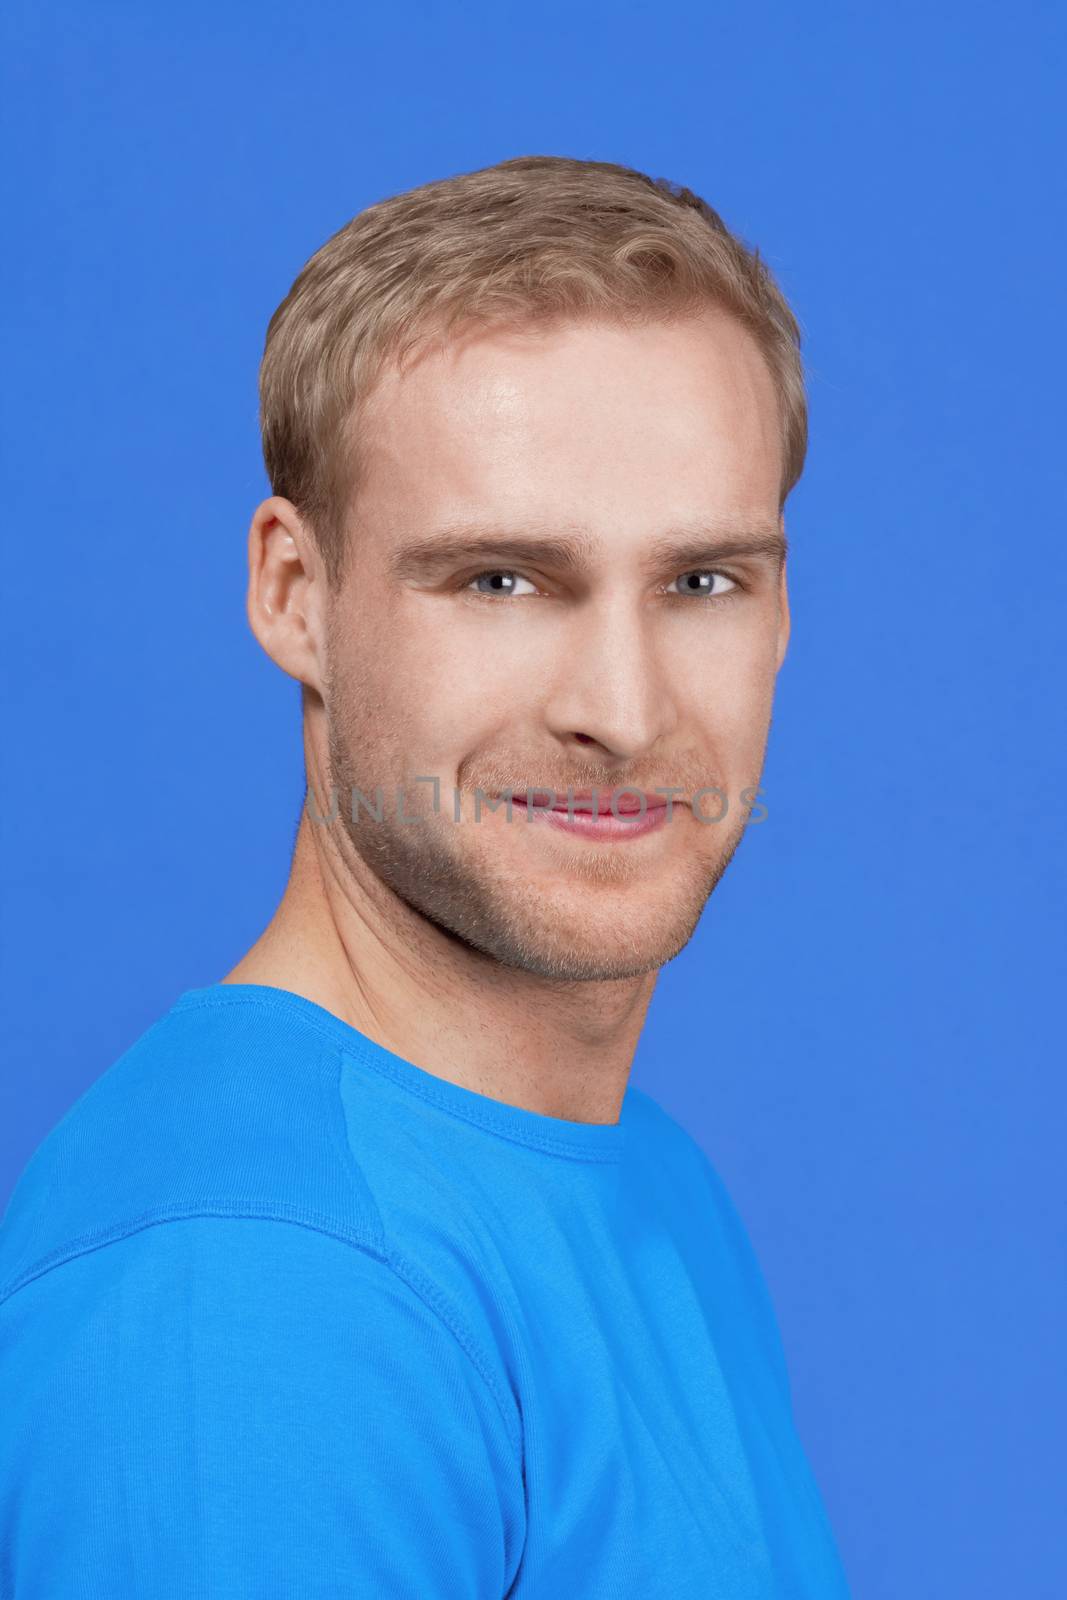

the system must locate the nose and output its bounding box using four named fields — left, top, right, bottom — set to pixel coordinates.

left=540, top=594, right=680, bottom=762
